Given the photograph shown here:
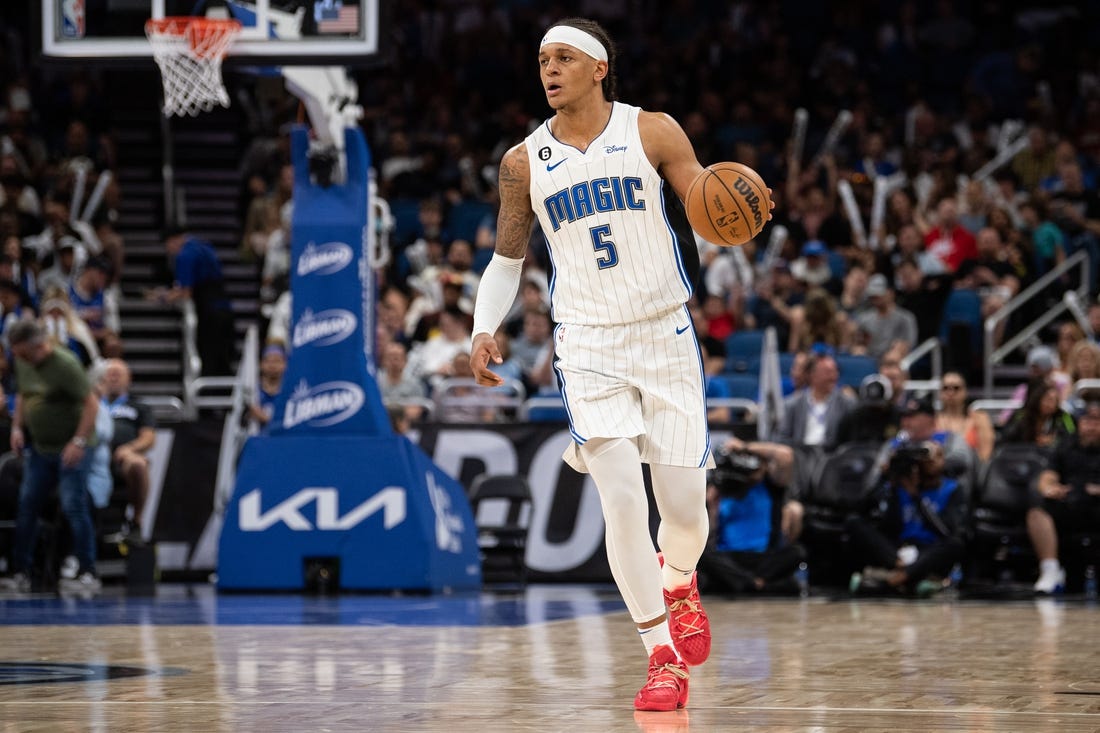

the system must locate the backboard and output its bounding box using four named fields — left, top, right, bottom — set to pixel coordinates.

left=41, top=0, right=380, bottom=61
